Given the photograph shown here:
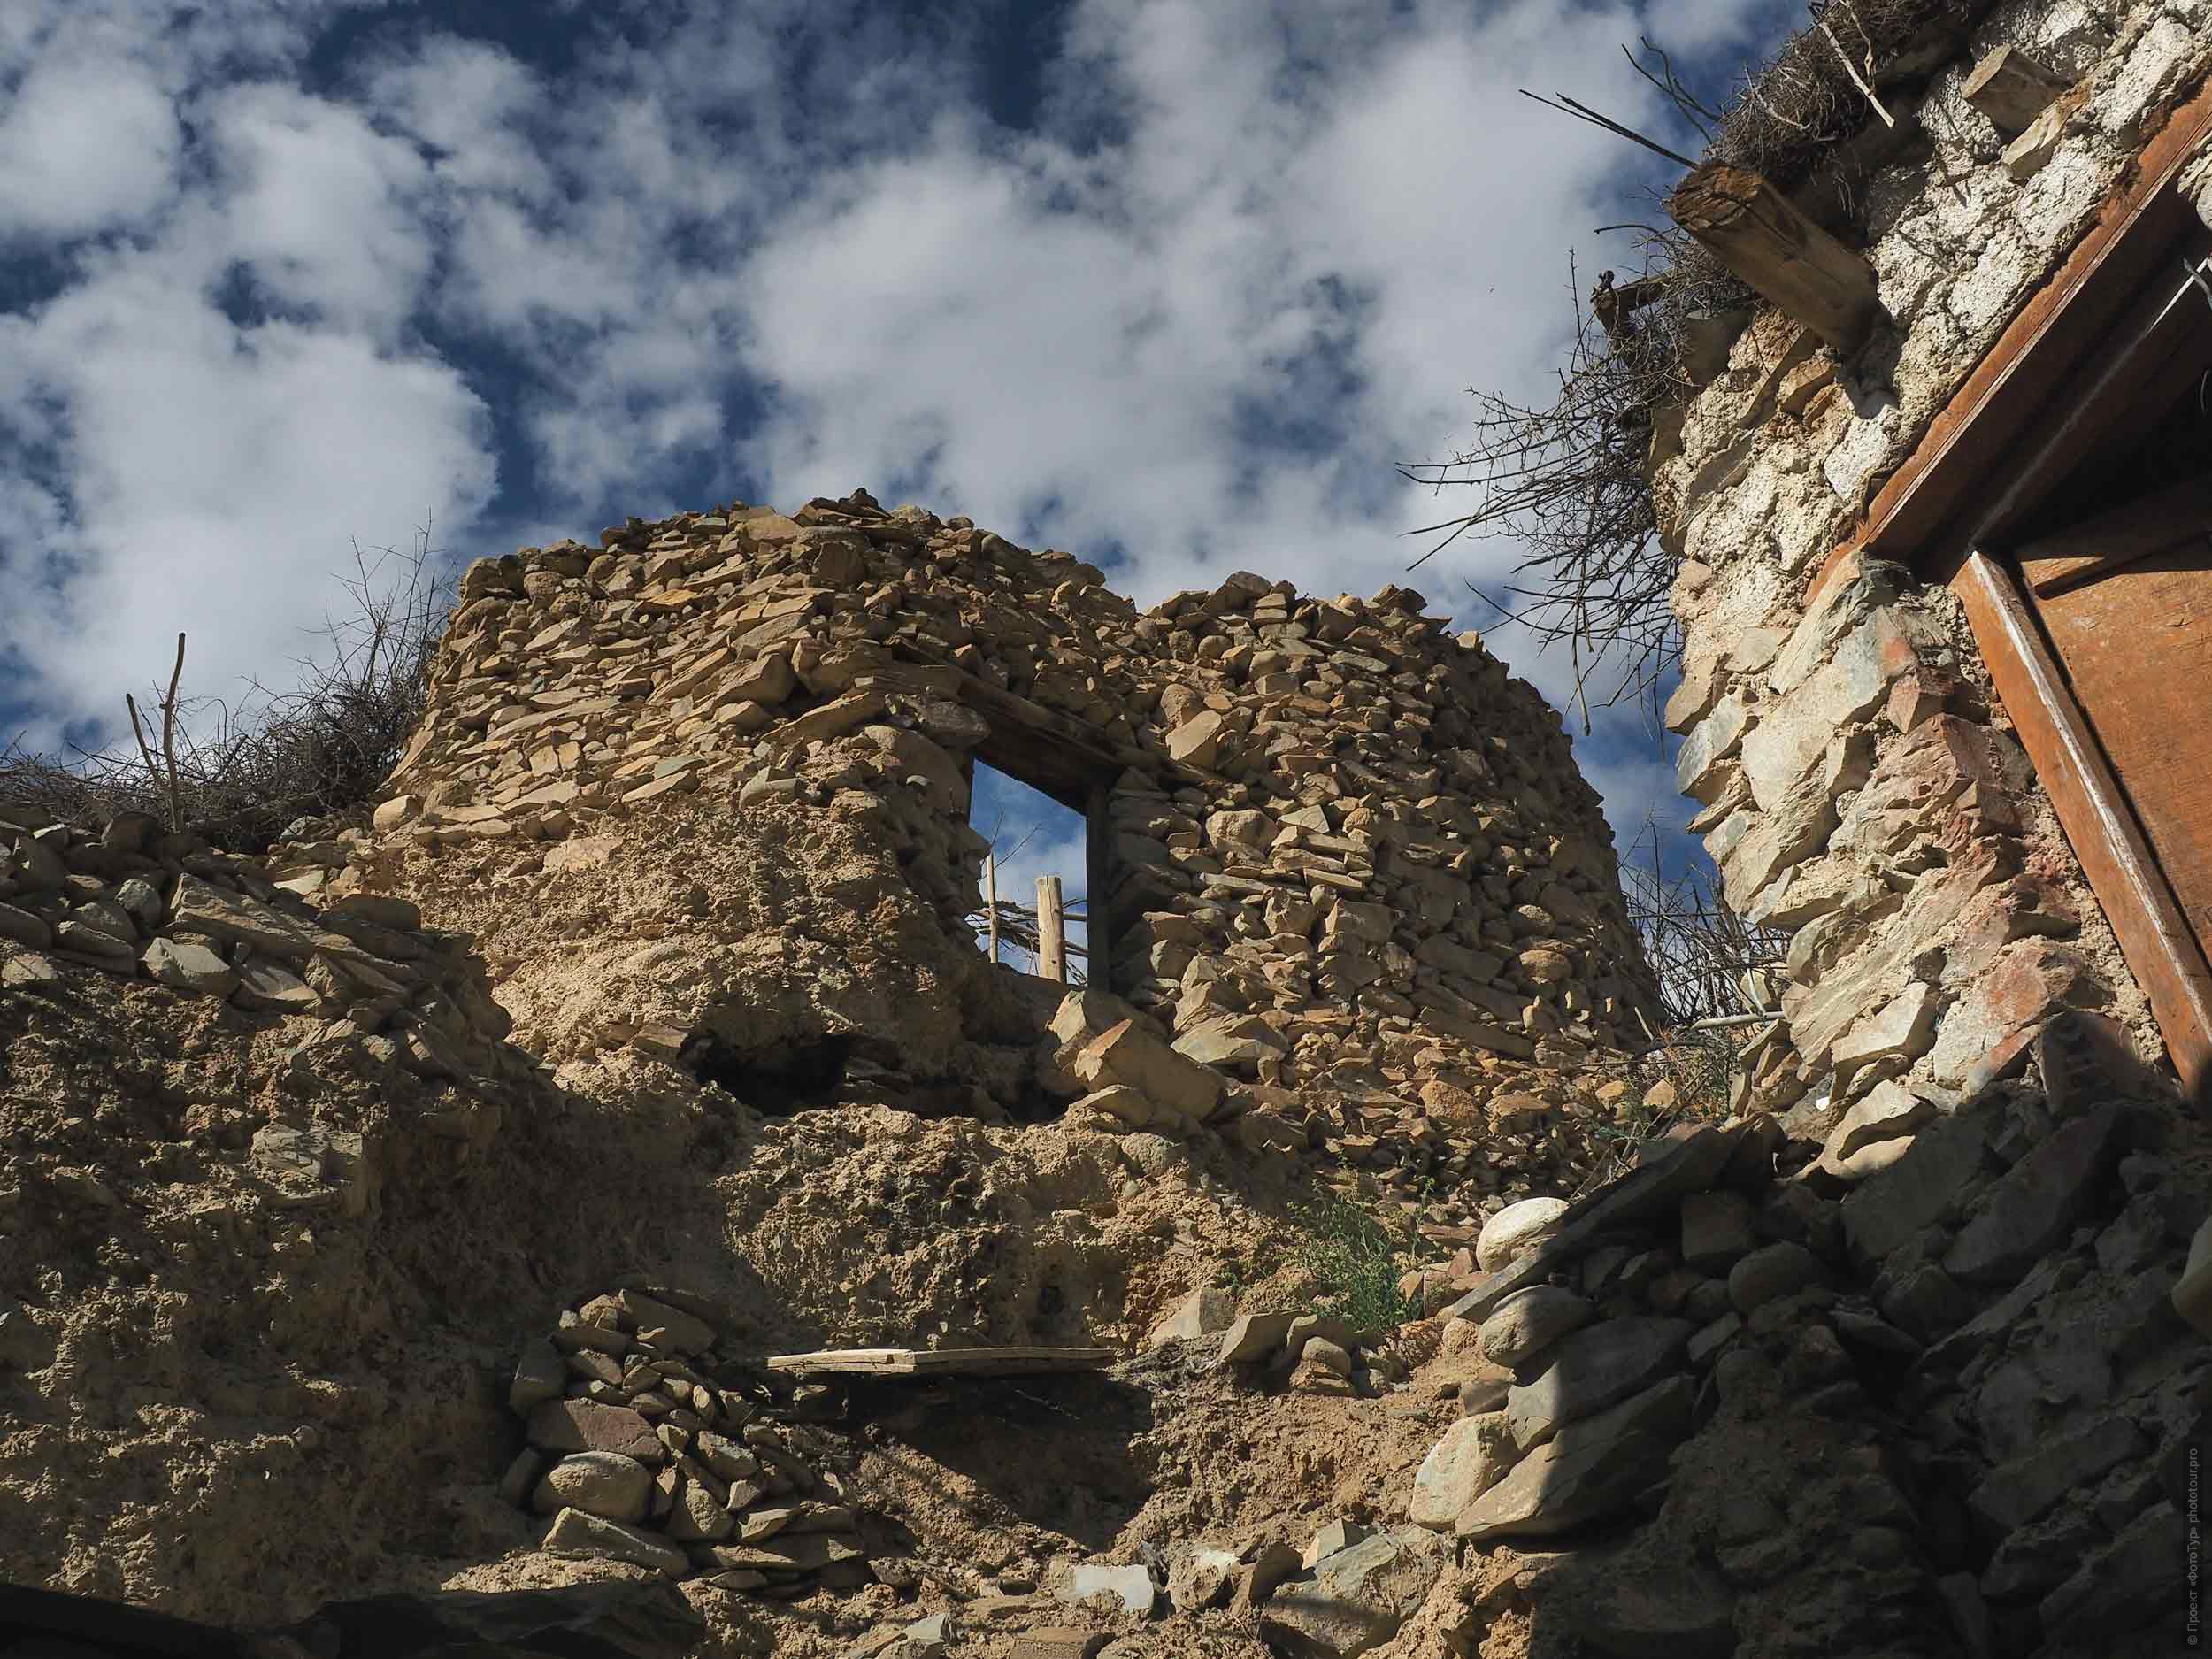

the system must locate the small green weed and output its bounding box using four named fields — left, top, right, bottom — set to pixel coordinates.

left=1286, top=1191, right=1414, bottom=1333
